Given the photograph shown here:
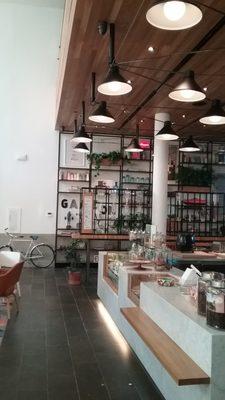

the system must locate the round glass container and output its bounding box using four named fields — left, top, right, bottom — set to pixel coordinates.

left=197, top=272, right=223, bottom=316
left=206, top=280, right=225, bottom=330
